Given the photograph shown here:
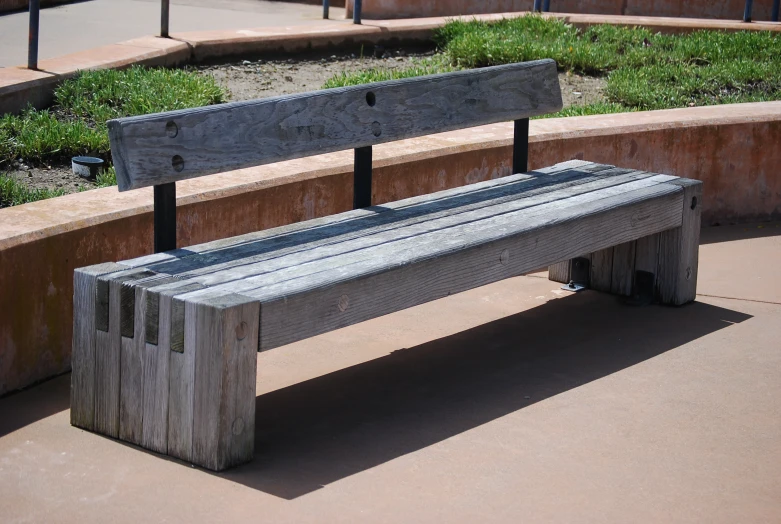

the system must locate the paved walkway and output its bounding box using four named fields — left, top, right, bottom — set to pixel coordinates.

left=1, top=223, right=780, bottom=522
left=0, top=0, right=346, bottom=67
